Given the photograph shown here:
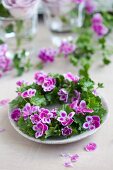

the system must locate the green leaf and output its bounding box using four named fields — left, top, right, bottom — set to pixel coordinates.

left=103, top=57, right=111, bottom=65
left=9, top=96, right=26, bottom=109
left=98, top=83, right=104, bottom=88
left=30, top=93, right=46, bottom=107
left=5, top=24, right=14, bottom=33
left=0, top=3, right=11, bottom=17
left=0, top=39, right=4, bottom=44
